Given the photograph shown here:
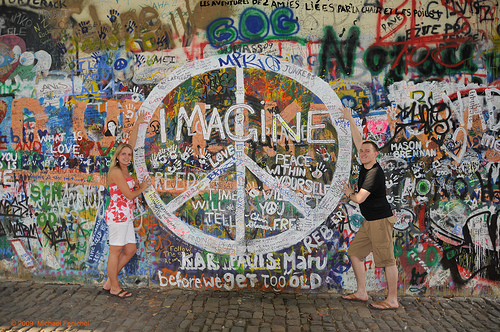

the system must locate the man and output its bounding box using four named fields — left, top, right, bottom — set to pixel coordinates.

left=339, top=106, right=399, bottom=310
